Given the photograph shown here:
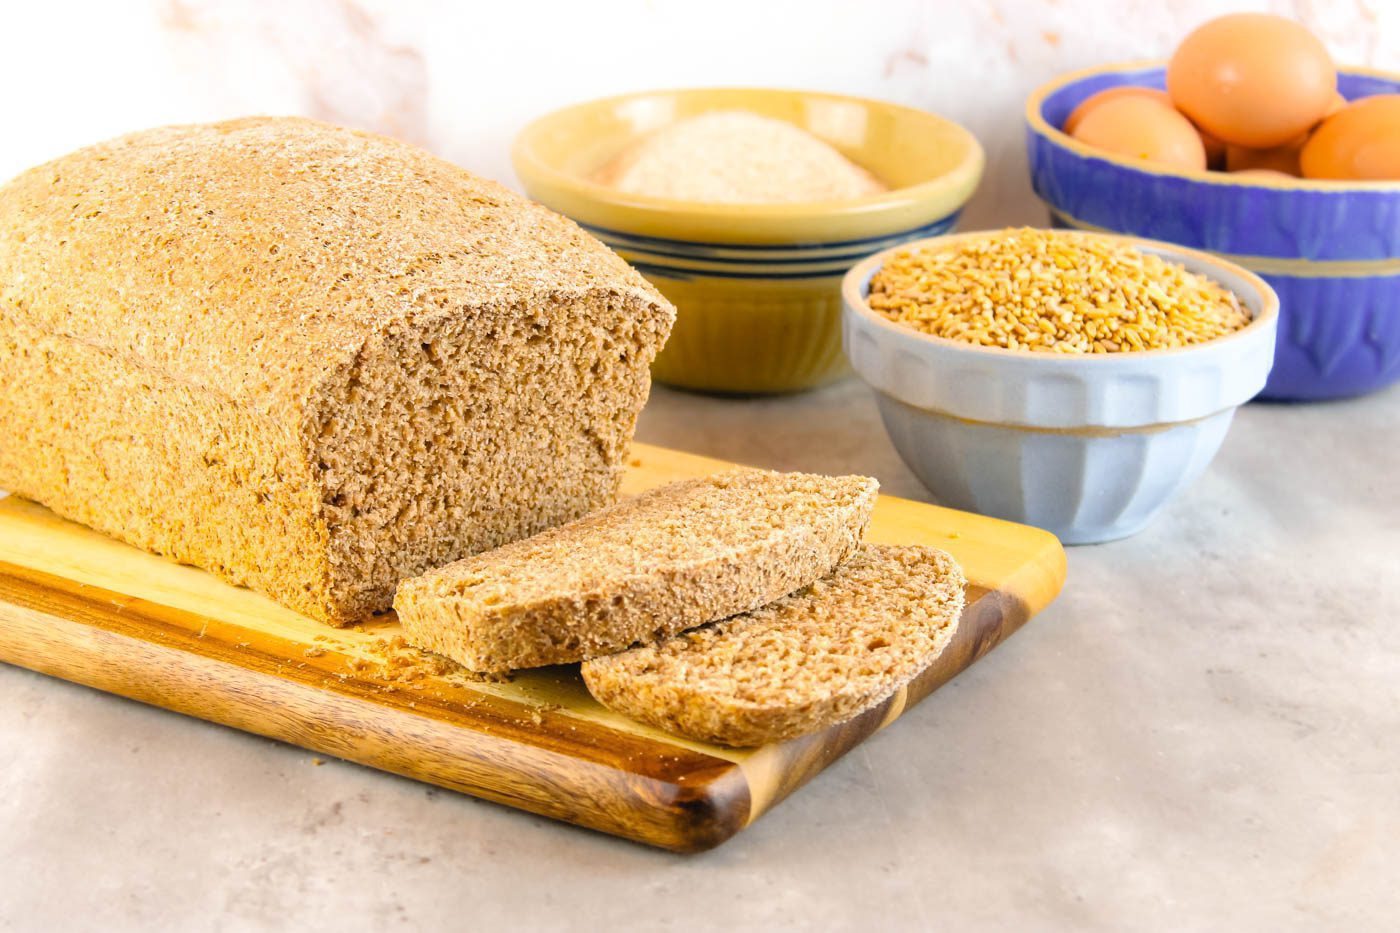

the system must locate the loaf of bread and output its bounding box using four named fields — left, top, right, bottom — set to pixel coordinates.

left=394, top=469, right=879, bottom=672
left=0, top=117, right=674, bottom=625
left=581, top=545, right=966, bottom=746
